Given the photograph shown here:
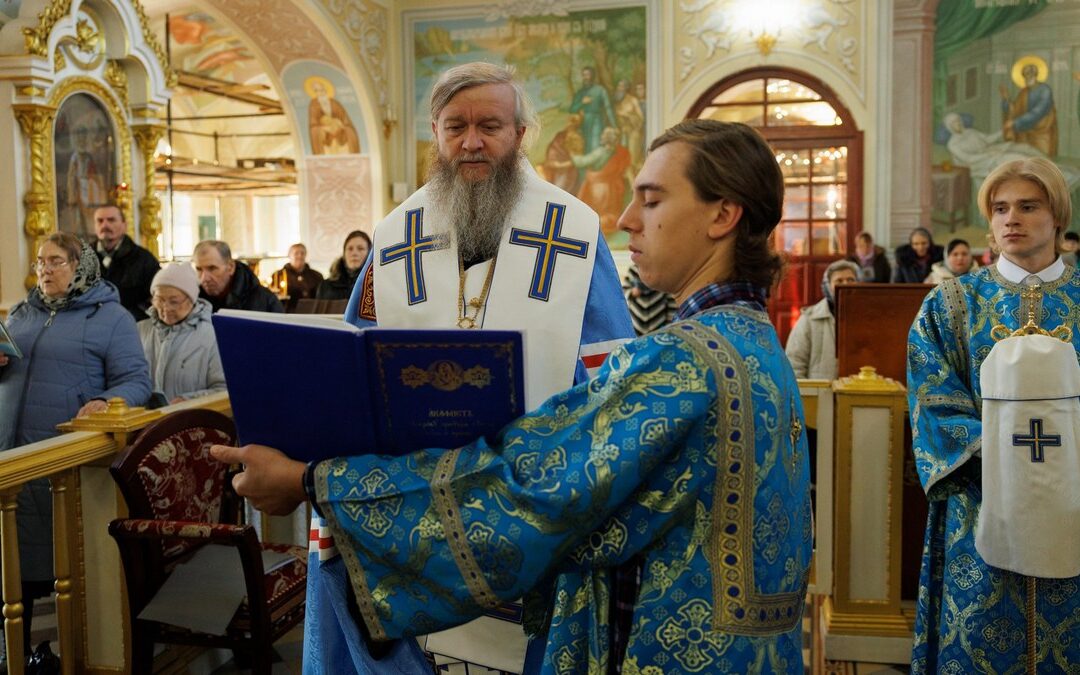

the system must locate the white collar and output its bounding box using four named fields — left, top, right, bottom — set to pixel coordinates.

left=996, top=254, right=1065, bottom=283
